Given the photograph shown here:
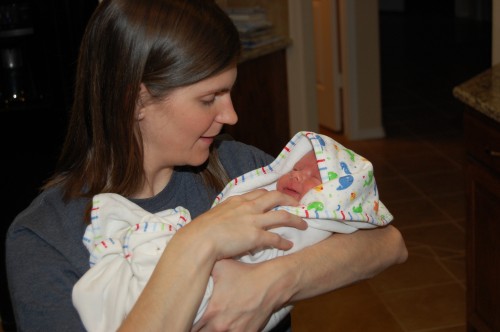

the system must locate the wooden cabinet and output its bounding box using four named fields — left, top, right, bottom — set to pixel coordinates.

left=464, top=108, right=500, bottom=332
left=225, top=48, right=290, bottom=156
left=215, top=0, right=291, bottom=156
